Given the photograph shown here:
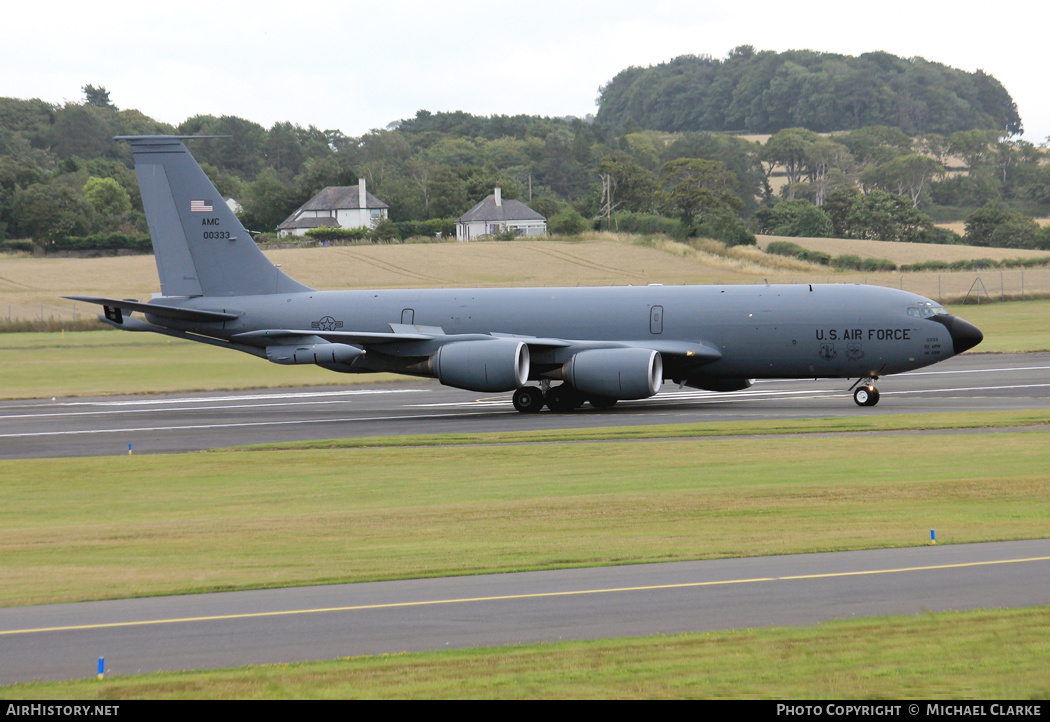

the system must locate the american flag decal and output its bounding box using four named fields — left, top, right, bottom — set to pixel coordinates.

left=190, top=200, right=213, bottom=213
